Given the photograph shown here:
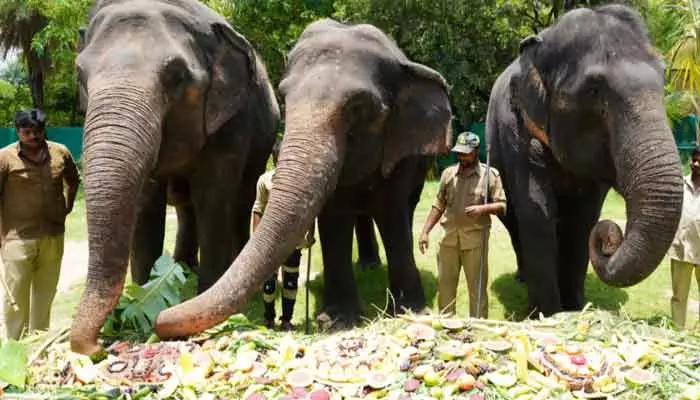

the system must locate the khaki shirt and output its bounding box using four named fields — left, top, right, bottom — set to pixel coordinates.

left=670, top=175, right=700, bottom=264
left=433, top=163, right=506, bottom=250
left=0, top=141, right=80, bottom=241
left=252, top=170, right=314, bottom=249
